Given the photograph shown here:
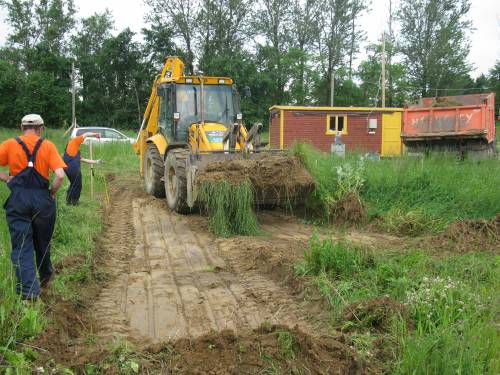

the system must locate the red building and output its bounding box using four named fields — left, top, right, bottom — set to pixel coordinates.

left=269, top=106, right=404, bottom=156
